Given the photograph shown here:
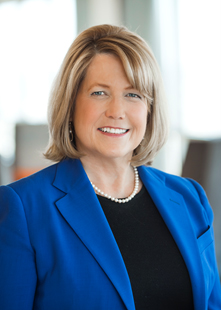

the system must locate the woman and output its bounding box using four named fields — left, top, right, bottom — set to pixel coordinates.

left=0, top=25, right=220, bottom=310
